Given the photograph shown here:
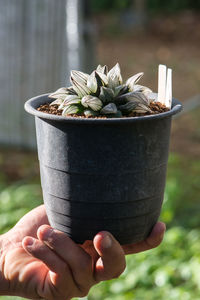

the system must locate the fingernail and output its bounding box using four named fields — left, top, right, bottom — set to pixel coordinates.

left=101, top=235, right=112, bottom=249
left=25, top=237, right=34, bottom=248
left=42, top=227, right=54, bottom=241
